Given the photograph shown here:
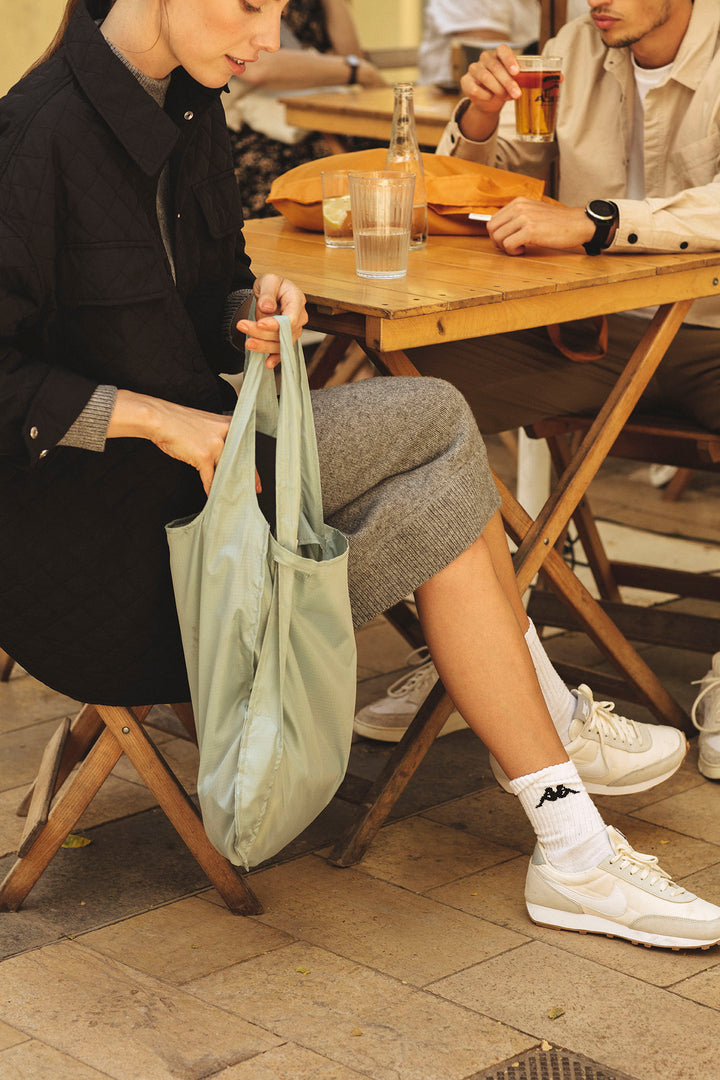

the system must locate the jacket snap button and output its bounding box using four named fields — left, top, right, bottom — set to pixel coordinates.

left=184, top=110, right=194, bottom=121
left=39, top=449, right=48, bottom=458
left=30, top=426, right=38, bottom=439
